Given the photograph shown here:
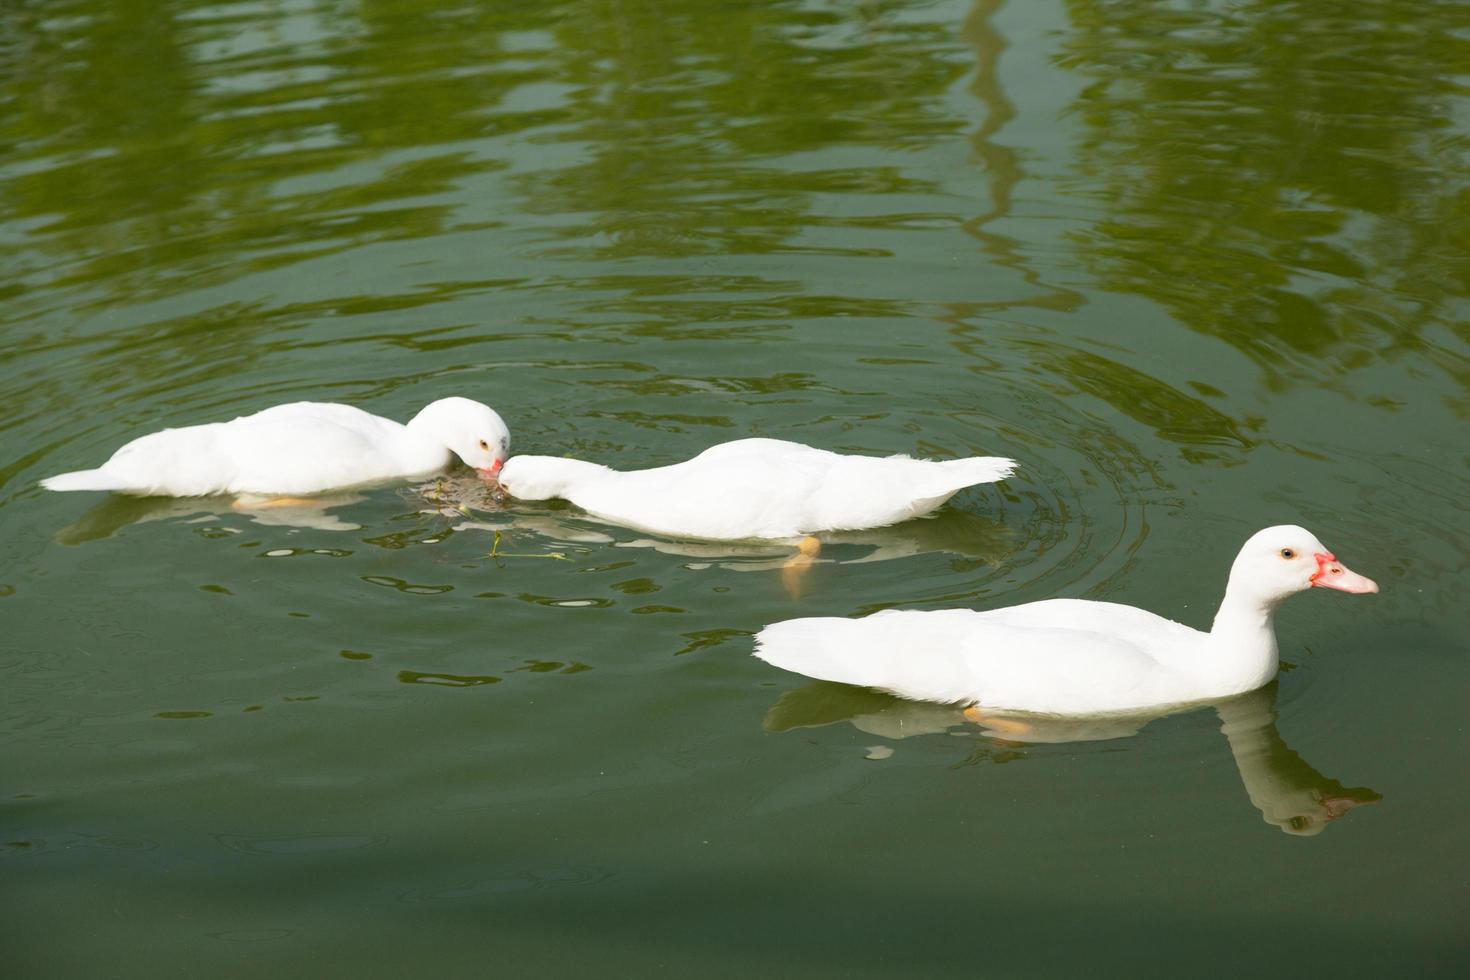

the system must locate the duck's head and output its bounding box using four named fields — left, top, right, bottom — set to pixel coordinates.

left=1269, top=786, right=1383, bottom=837
left=1228, top=524, right=1378, bottom=605
left=408, top=397, right=510, bottom=477
left=497, top=455, right=606, bottom=500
